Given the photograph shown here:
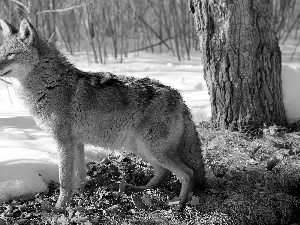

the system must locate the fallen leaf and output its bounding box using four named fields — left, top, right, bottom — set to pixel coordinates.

left=131, top=194, right=149, bottom=210
left=141, top=194, right=153, bottom=207
left=41, top=201, right=52, bottom=213
left=105, top=205, right=120, bottom=214
left=166, top=196, right=181, bottom=206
